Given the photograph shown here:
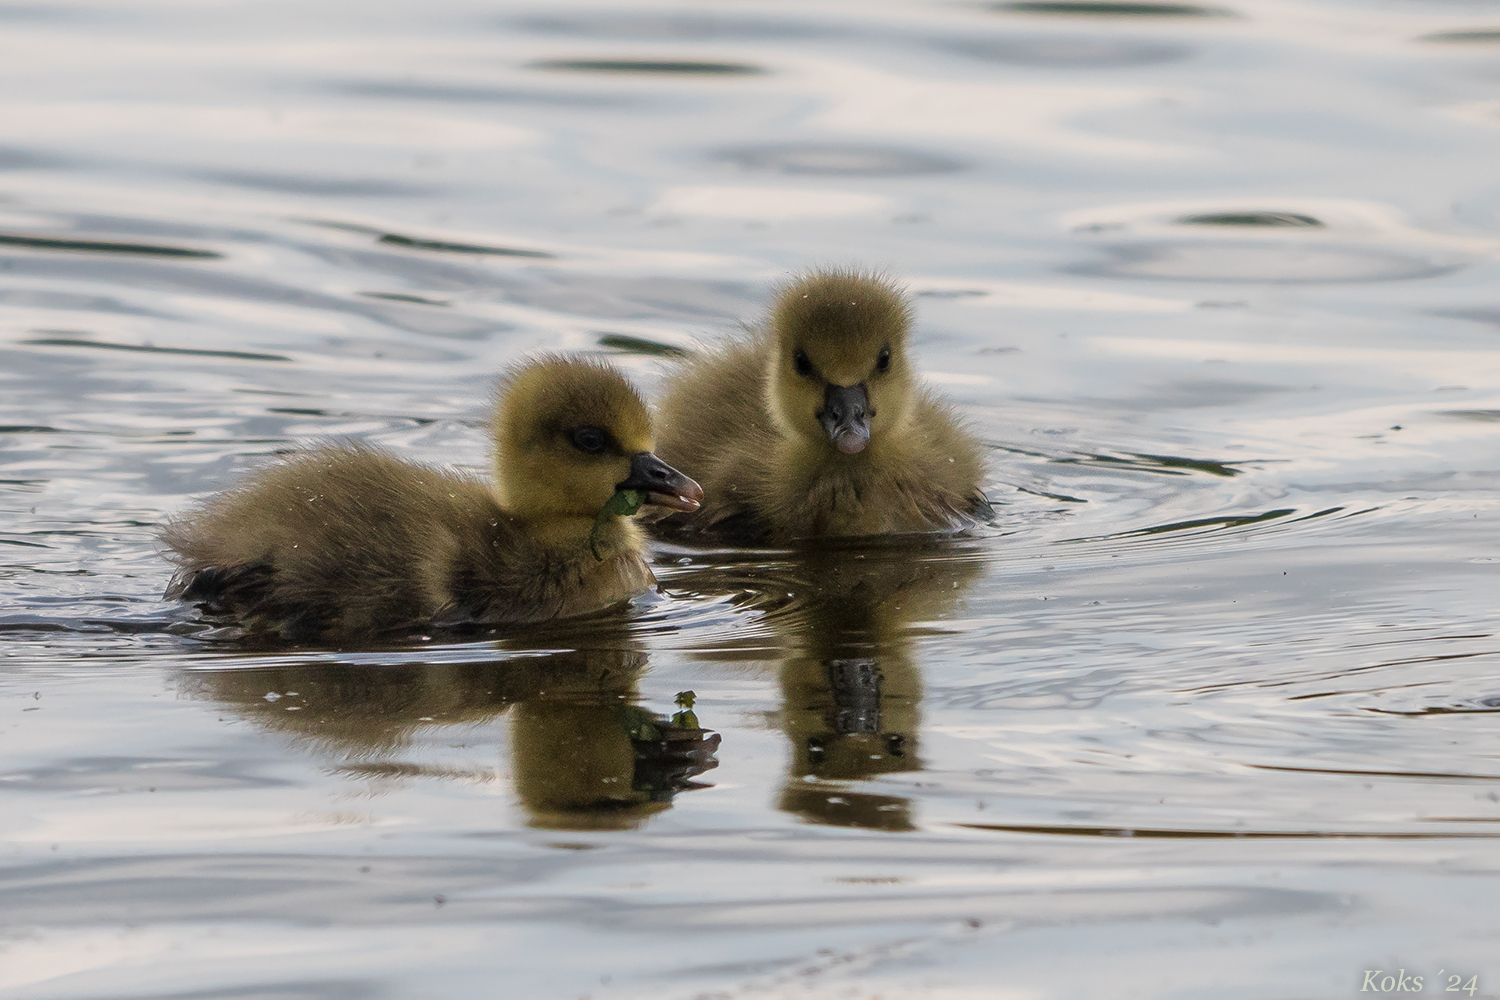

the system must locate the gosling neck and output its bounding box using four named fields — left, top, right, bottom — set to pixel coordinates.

left=522, top=512, right=643, bottom=562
